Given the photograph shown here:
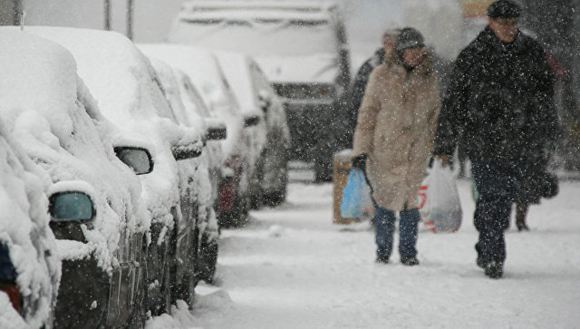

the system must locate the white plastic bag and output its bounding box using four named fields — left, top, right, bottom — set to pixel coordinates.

left=420, top=160, right=462, bottom=232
